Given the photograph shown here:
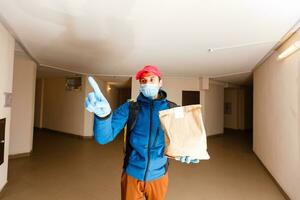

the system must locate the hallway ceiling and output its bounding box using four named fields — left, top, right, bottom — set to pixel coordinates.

left=0, top=0, right=300, bottom=82
left=213, top=72, right=253, bottom=86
